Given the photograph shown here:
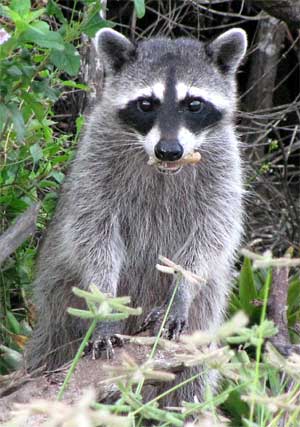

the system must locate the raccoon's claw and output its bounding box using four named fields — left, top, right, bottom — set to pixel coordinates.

left=163, top=314, right=186, bottom=341
left=87, top=335, right=124, bottom=360
left=137, top=306, right=187, bottom=340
